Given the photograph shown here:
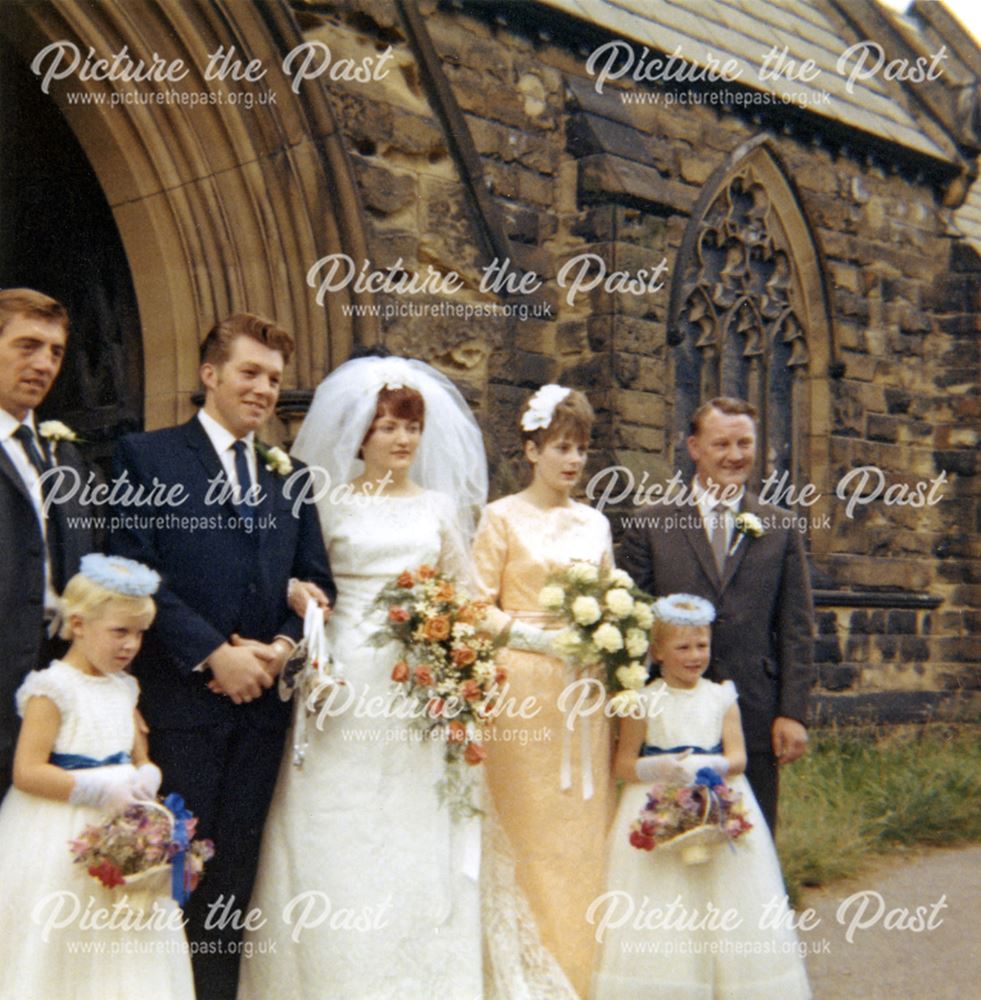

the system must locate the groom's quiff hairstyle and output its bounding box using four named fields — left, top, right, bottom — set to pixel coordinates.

left=199, top=312, right=294, bottom=367
left=0, top=288, right=69, bottom=338
left=689, top=397, right=757, bottom=435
